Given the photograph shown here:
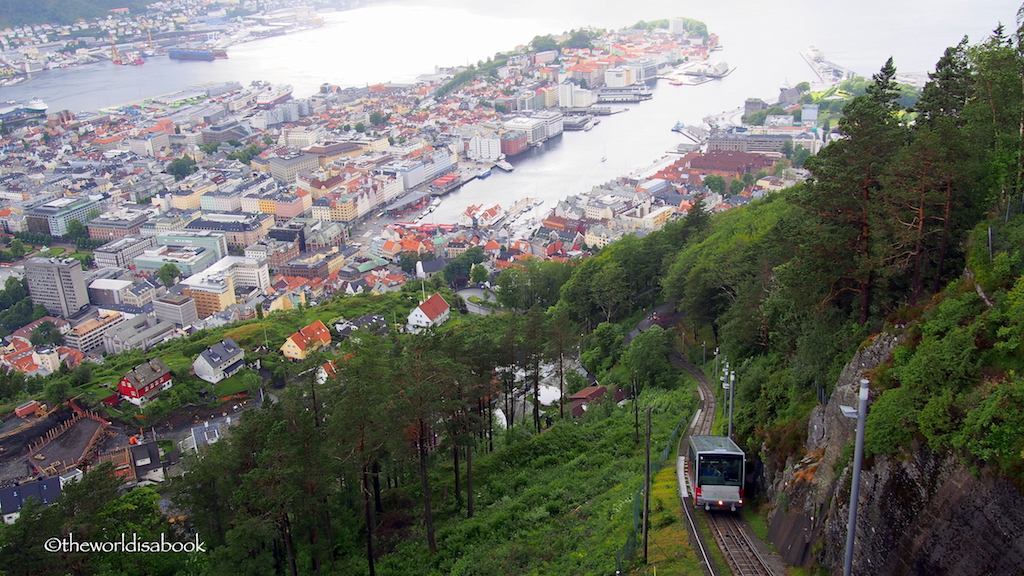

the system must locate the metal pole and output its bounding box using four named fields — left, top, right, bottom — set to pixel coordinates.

left=702, top=341, right=706, bottom=366
left=728, top=371, right=735, bottom=440
left=642, top=406, right=652, bottom=564
left=844, top=378, right=870, bottom=576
